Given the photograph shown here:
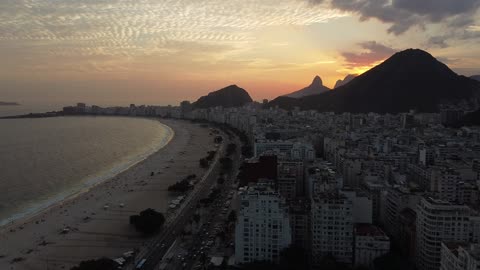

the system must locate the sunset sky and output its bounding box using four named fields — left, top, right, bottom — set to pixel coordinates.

left=1, top=0, right=480, bottom=106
